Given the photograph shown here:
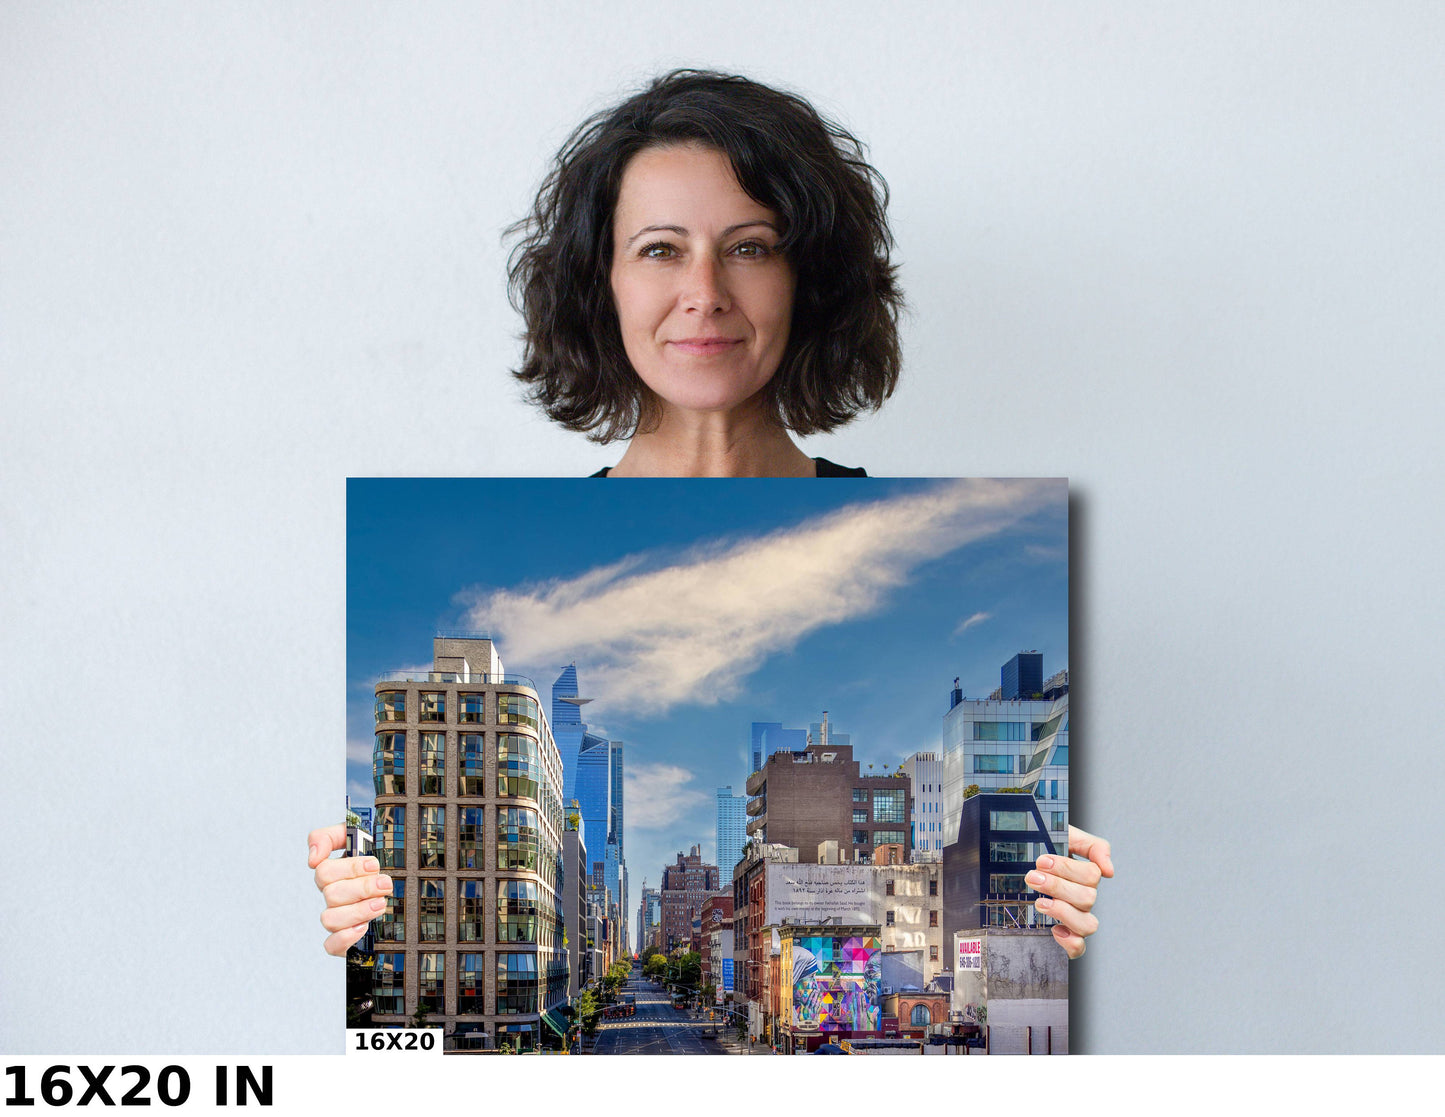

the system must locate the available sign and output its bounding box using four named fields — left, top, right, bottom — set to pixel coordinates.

left=957, top=937, right=983, bottom=972
left=721, top=958, right=734, bottom=992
